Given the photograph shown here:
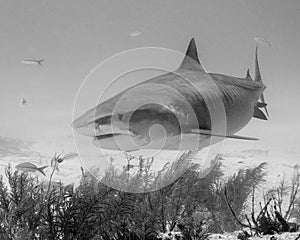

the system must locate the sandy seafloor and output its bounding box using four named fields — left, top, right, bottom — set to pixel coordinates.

left=0, top=134, right=299, bottom=190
